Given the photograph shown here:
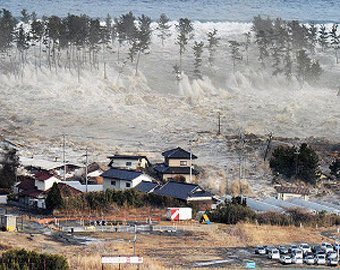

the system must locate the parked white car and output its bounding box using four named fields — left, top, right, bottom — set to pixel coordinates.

left=280, top=255, right=292, bottom=265
left=315, top=254, right=326, bottom=265
left=292, top=256, right=303, bottom=264
left=333, top=242, right=340, bottom=251
left=292, top=249, right=303, bottom=259
left=327, top=257, right=338, bottom=266
left=327, top=251, right=338, bottom=259
left=255, top=246, right=266, bottom=255
left=299, top=243, right=312, bottom=254
left=304, top=255, right=315, bottom=265
left=268, top=249, right=280, bottom=259
left=322, top=242, right=334, bottom=253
